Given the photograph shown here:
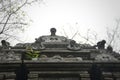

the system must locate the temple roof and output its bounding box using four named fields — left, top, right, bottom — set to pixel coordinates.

left=0, top=28, right=120, bottom=61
